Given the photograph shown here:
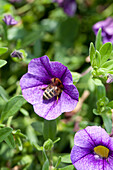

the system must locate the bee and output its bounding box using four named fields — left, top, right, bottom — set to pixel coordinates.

left=43, top=78, right=63, bottom=101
